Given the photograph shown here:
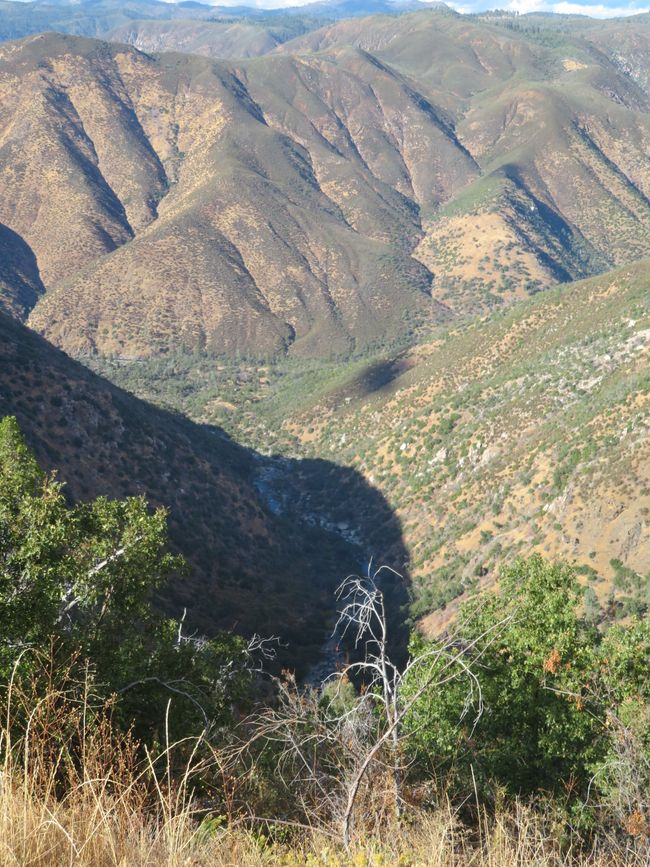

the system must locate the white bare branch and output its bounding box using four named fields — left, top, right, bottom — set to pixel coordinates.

left=234, top=561, right=510, bottom=851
